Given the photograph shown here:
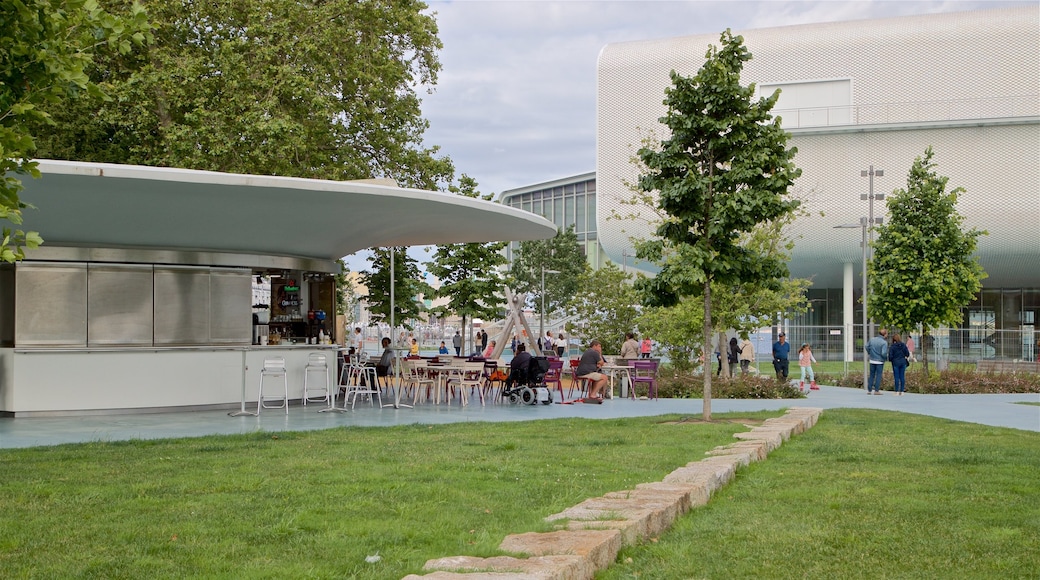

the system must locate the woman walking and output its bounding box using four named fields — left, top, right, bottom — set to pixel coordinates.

left=889, top=333, right=911, bottom=395
left=797, top=343, right=818, bottom=391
